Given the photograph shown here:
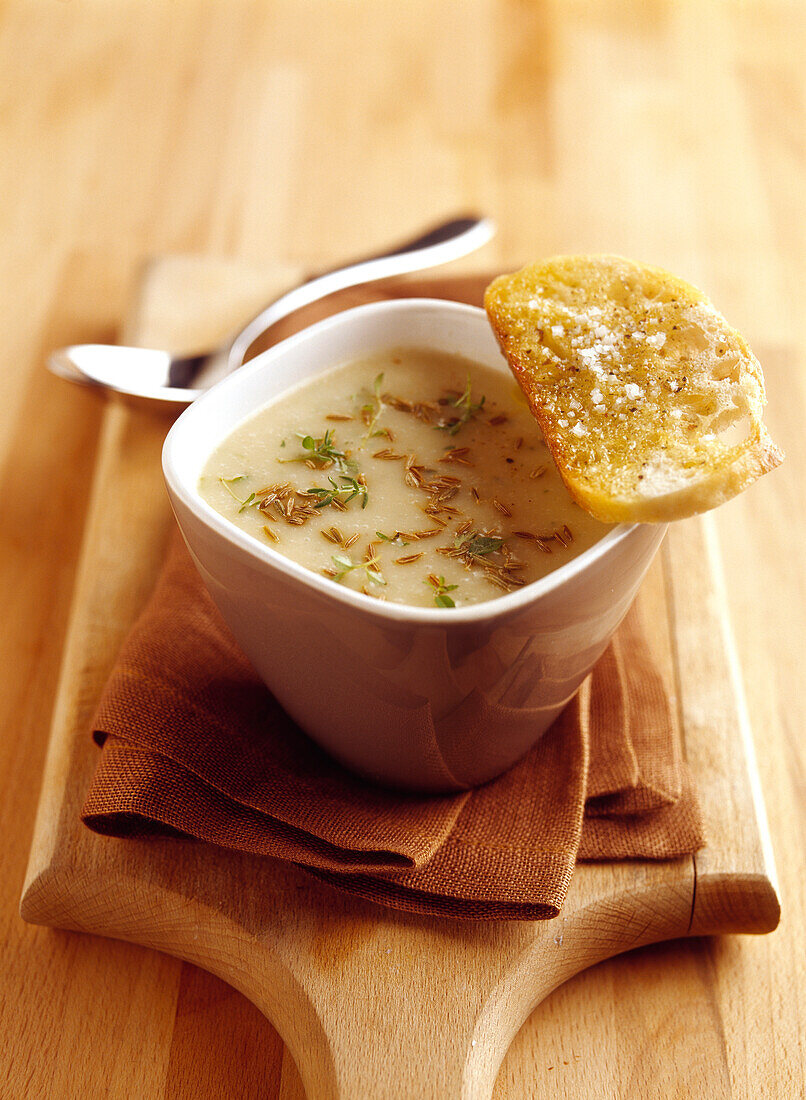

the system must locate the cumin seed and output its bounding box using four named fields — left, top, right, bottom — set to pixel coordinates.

left=397, top=528, right=437, bottom=541
left=343, top=533, right=360, bottom=548
left=515, top=531, right=552, bottom=553
left=396, top=553, right=424, bottom=565
left=412, top=401, right=438, bottom=422
left=385, top=395, right=412, bottom=413
left=493, top=499, right=512, bottom=517
left=430, top=485, right=459, bottom=503
left=530, top=466, right=547, bottom=479
left=440, top=447, right=472, bottom=465
left=263, top=525, right=280, bottom=543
